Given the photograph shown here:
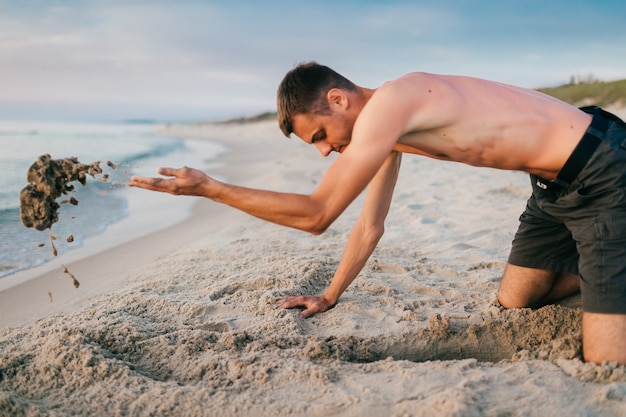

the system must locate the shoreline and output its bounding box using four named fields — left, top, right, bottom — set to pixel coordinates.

left=0, top=120, right=306, bottom=328
left=0, top=186, right=200, bottom=292
left=0, top=198, right=232, bottom=327
left=0, top=120, right=224, bottom=284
